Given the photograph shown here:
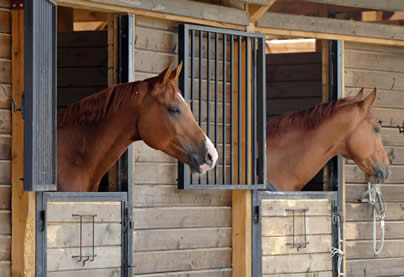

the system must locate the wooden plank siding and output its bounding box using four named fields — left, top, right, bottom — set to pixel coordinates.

left=0, top=1, right=11, bottom=276
left=266, top=52, right=324, bottom=191
left=132, top=16, right=232, bottom=275
left=344, top=42, right=404, bottom=276
left=57, top=30, right=108, bottom=107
